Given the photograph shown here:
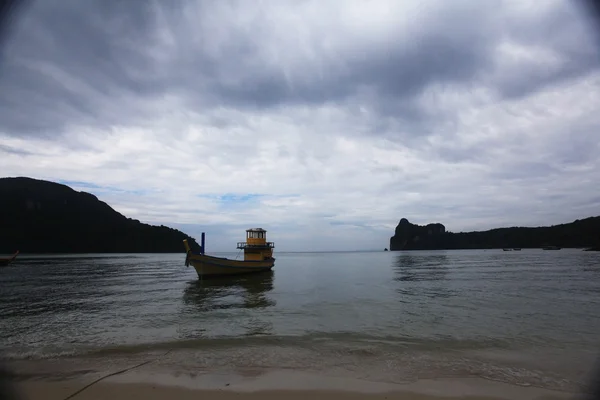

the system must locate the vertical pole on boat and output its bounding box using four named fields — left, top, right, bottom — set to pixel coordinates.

left=201, top=232, right=205, bottom=255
